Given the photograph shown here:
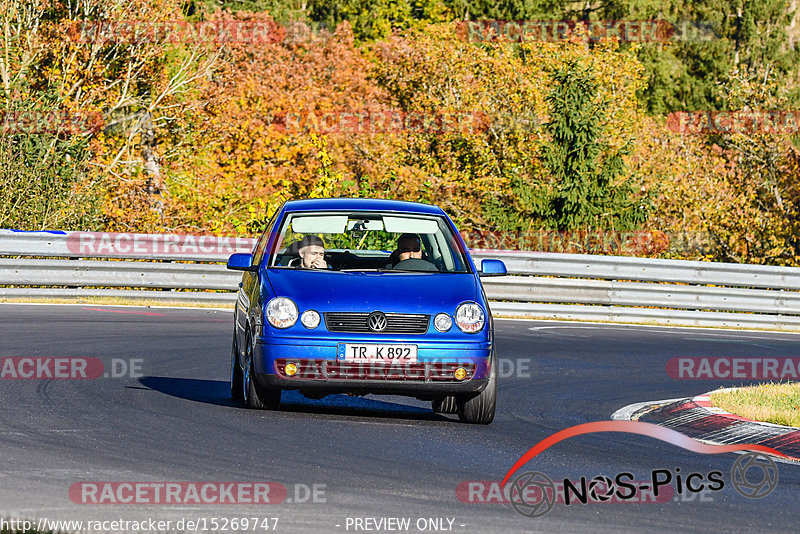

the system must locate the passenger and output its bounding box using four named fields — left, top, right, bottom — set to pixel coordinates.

left=388, top=233, right=436, bottom=271
left=297, top=235, right=328, bottom=269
